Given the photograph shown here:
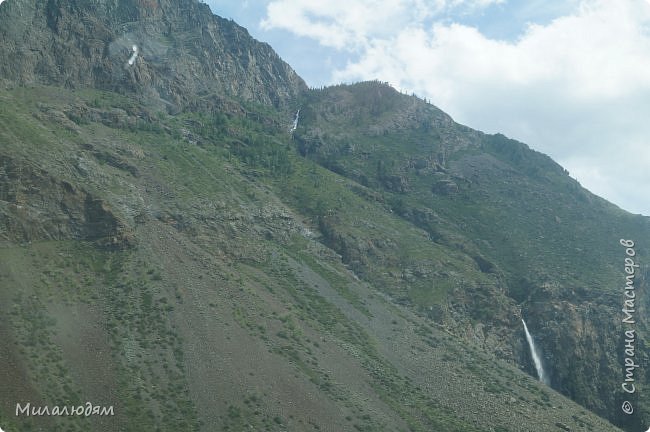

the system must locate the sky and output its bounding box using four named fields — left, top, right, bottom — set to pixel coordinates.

left=208, top=0, right=650, bottom=216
